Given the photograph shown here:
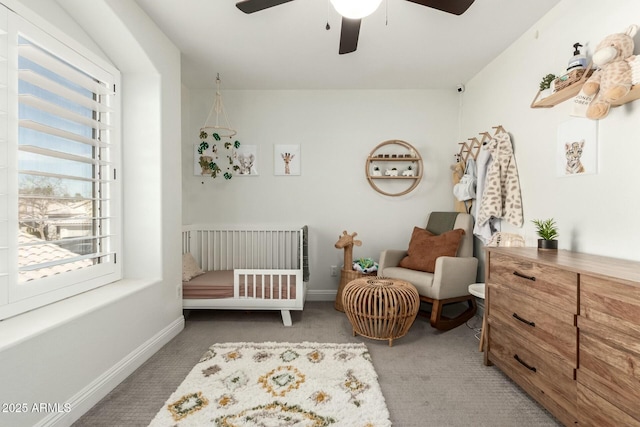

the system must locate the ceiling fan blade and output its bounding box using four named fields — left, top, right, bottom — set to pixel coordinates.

left=236, top=0, right=295, bottom=14
left=405, top=0, right=475, bottom=15
left=339, top=17, right=361, bottom=55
